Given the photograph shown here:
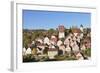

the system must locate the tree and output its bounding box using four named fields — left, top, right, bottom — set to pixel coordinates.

left=47, top=29, right=56, bottom=37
